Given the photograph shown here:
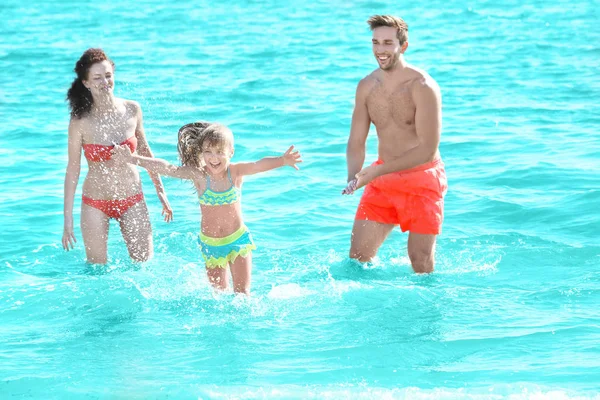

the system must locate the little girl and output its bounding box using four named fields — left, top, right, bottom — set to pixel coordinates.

left=111, top=121, right=302, bottom=294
